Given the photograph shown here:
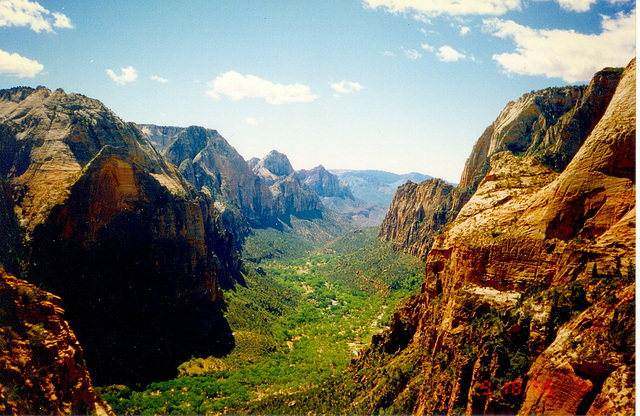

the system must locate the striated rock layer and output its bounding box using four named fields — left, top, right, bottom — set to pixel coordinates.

left=0, top=268, right=113, bottom=416
left=379, top=67, right=623, bottom=259
left=350, top=60, right=635, bottom=415
left=0, top=87, right=239, bottom=385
